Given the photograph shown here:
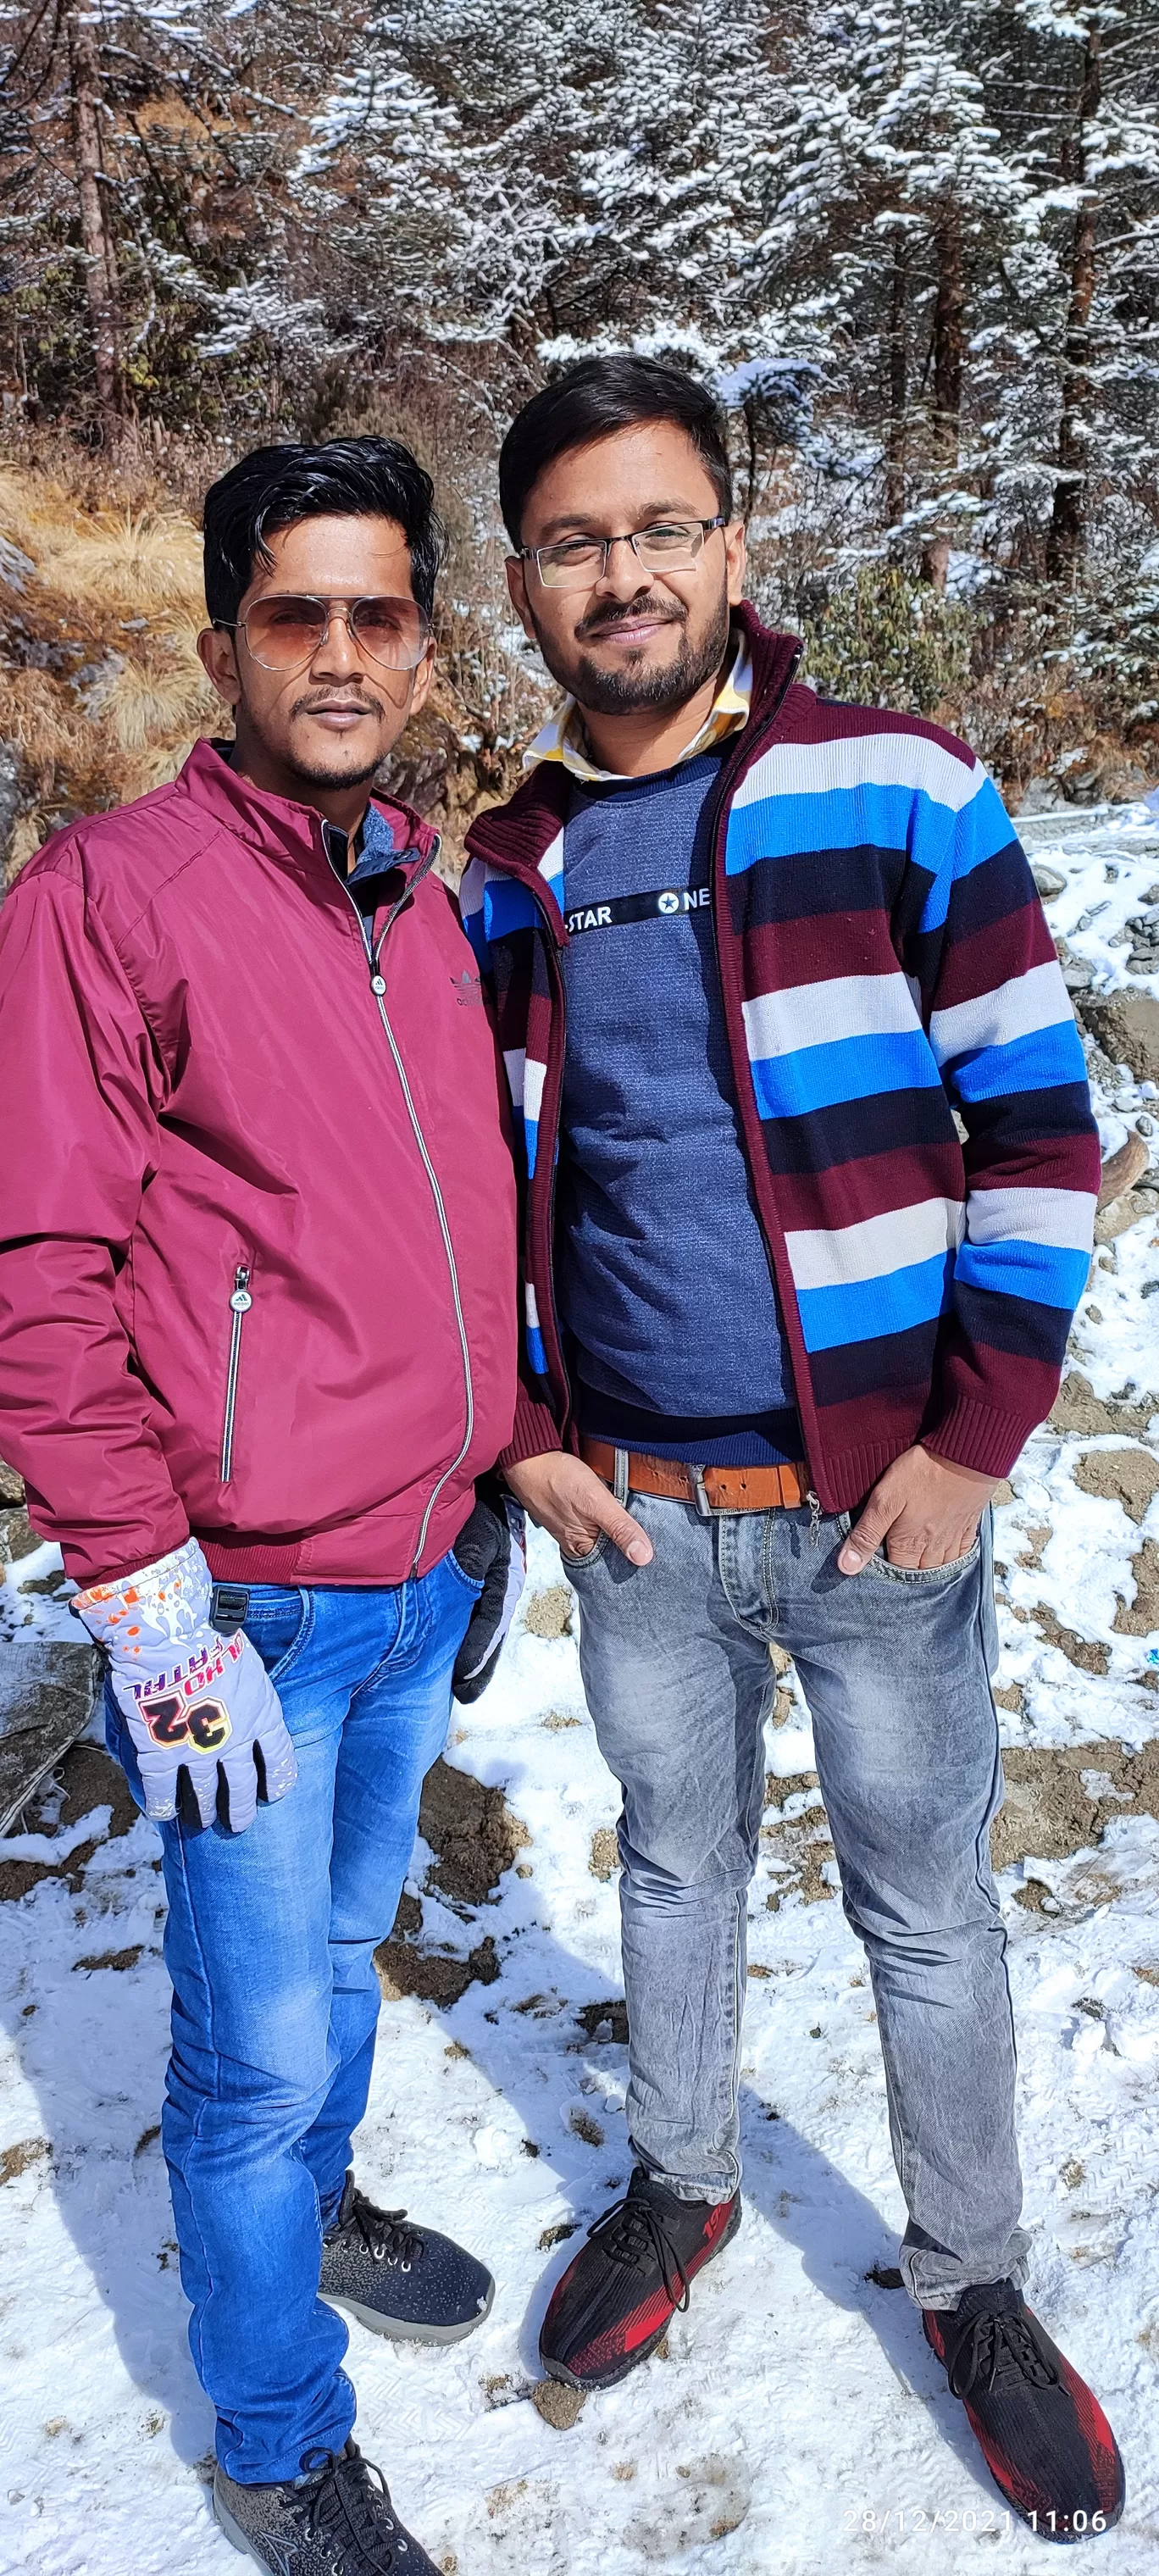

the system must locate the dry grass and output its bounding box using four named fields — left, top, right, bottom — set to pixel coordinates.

left=0, top=460, right=219, bottom=872
left=0, top=449, right=541, bottom=874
